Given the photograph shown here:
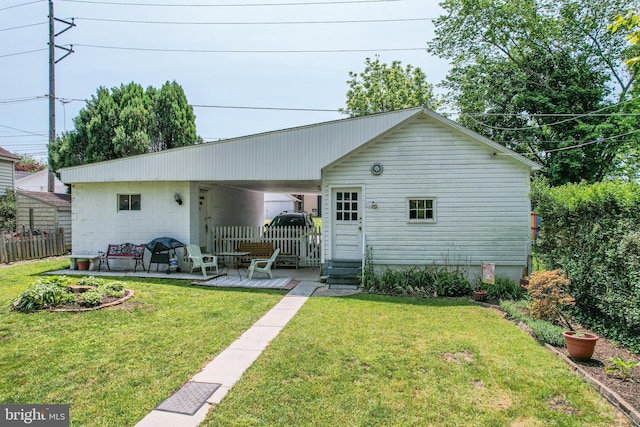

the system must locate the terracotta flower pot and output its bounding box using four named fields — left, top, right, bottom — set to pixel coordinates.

left=563, top=331, right=598, bottom=361
left=77, top=259, right=90, bottom=270
left=473, top=290, right=487, bottom=302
